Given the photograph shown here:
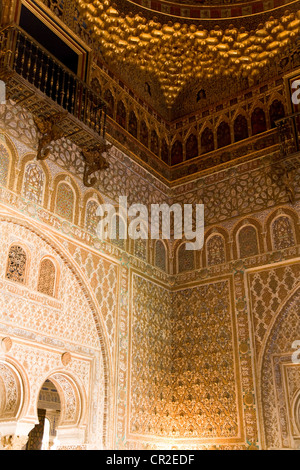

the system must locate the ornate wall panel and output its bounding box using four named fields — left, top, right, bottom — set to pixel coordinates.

left=247, top=263, right=300, bottom=359
left=177, top=243, right=195, bottom=273
left=55, top=183, right=75, bottom=223
left=170, top=278, right=243, bottom=444
left=64, top=241, right=119, bottom=361
left=0, top=215, right=113, bottom=448
left=129, top=273, right=172, bottom=442
left=259, top=289, right=300, bottom=449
